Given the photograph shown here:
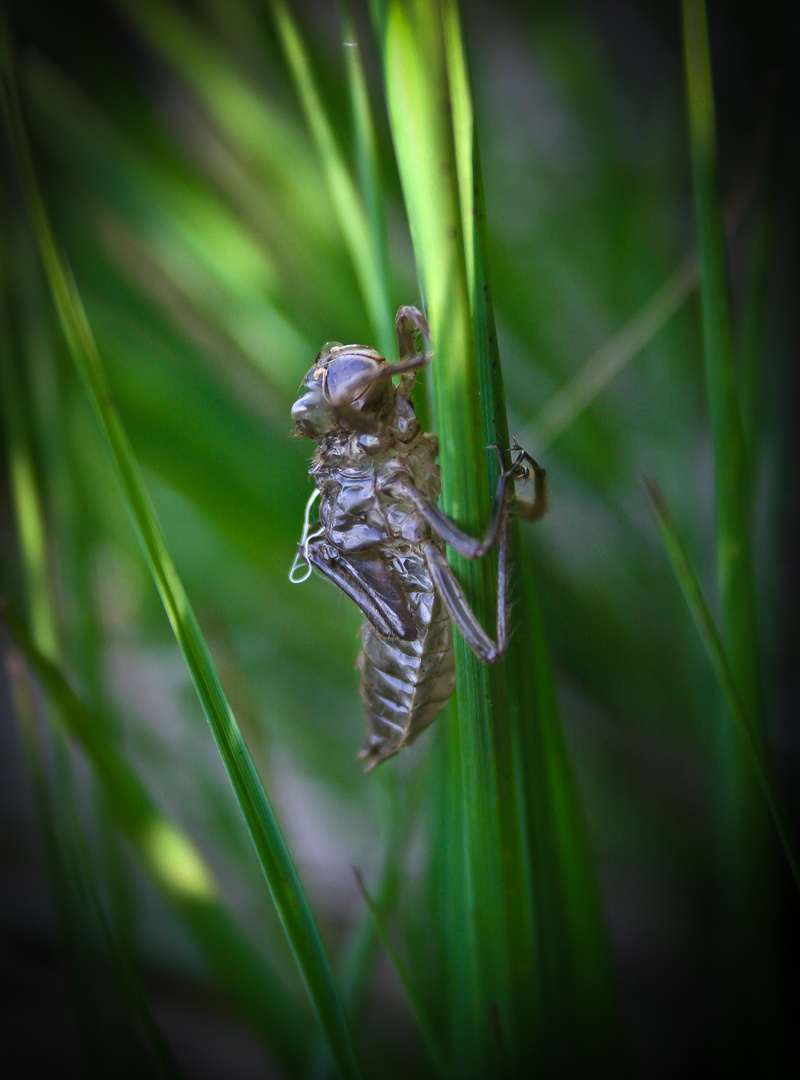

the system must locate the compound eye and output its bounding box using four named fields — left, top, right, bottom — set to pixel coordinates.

left=324, top=353, right=382, bottom=404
